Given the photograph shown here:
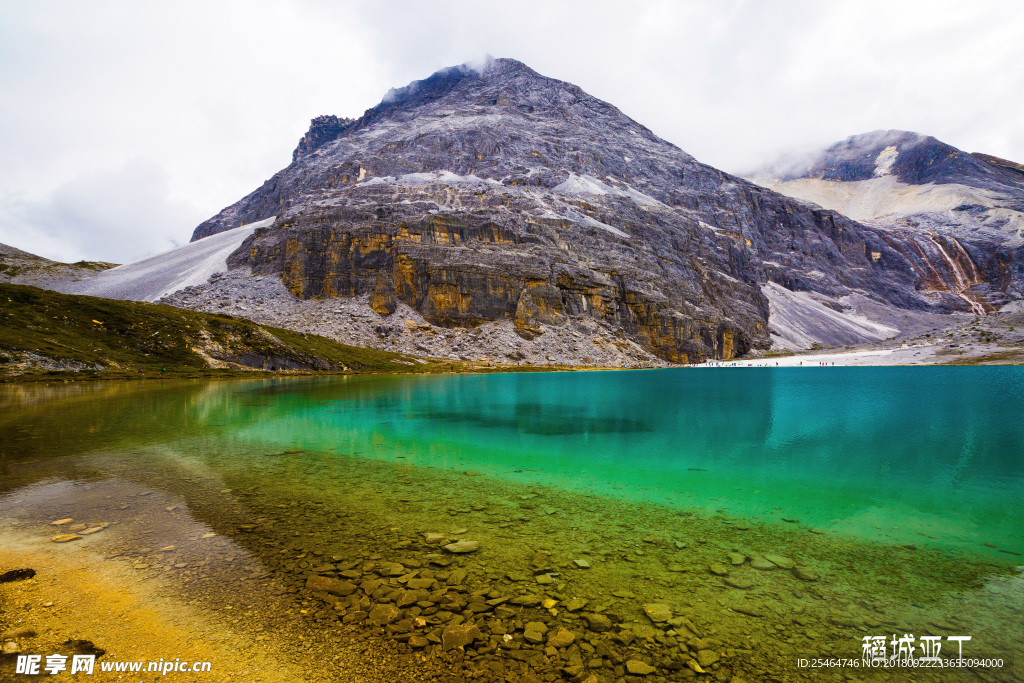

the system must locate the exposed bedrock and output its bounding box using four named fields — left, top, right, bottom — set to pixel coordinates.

left=195, top=59, right=998, bottom=361
left=229, top=202, right=759, bottom=363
